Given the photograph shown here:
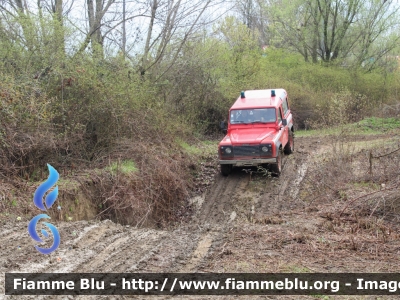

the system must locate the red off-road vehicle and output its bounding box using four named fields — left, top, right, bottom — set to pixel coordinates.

left=218, top=89, right=294, bottom=176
